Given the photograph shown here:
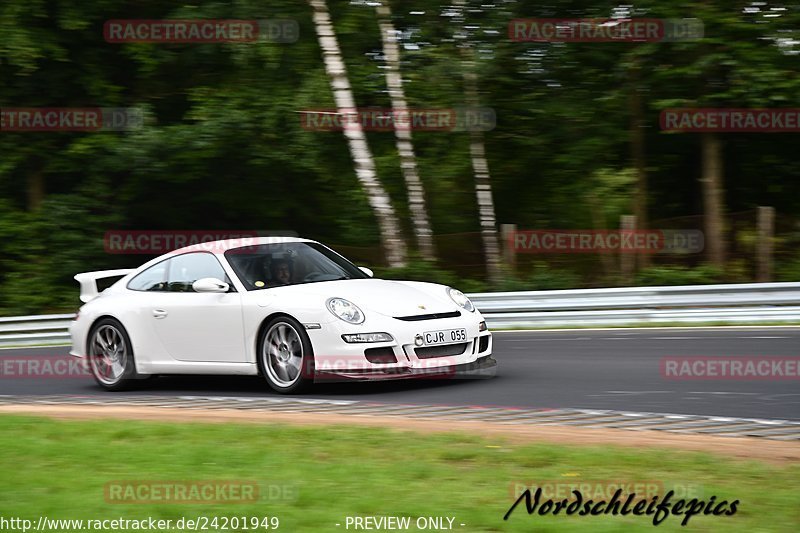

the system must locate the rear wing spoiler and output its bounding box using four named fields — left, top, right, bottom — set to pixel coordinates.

left=74, top=269, right=135, bottom=303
